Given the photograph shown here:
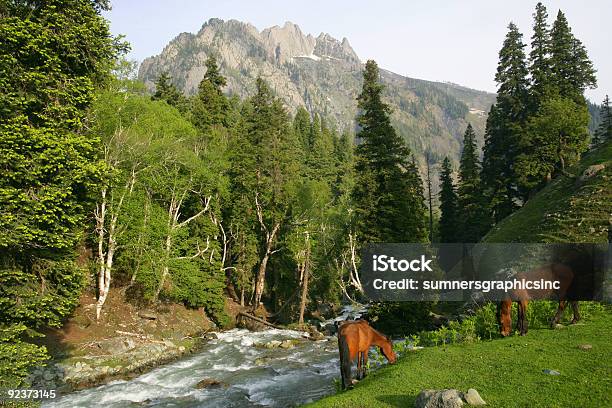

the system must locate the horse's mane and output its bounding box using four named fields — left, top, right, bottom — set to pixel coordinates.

left=367, top=324, right=391, bottom=342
